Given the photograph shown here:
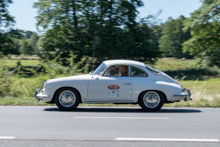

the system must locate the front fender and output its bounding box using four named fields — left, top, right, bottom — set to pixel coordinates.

left=44, top=80, right=89, bottom=102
